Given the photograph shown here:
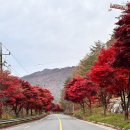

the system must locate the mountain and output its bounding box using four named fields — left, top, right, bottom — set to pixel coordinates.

left=22, top=66, right=75, bottom=101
